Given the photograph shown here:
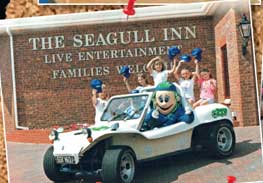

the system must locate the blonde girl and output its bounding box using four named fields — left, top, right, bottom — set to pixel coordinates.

left=147, top=56, right=177, bottom=86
